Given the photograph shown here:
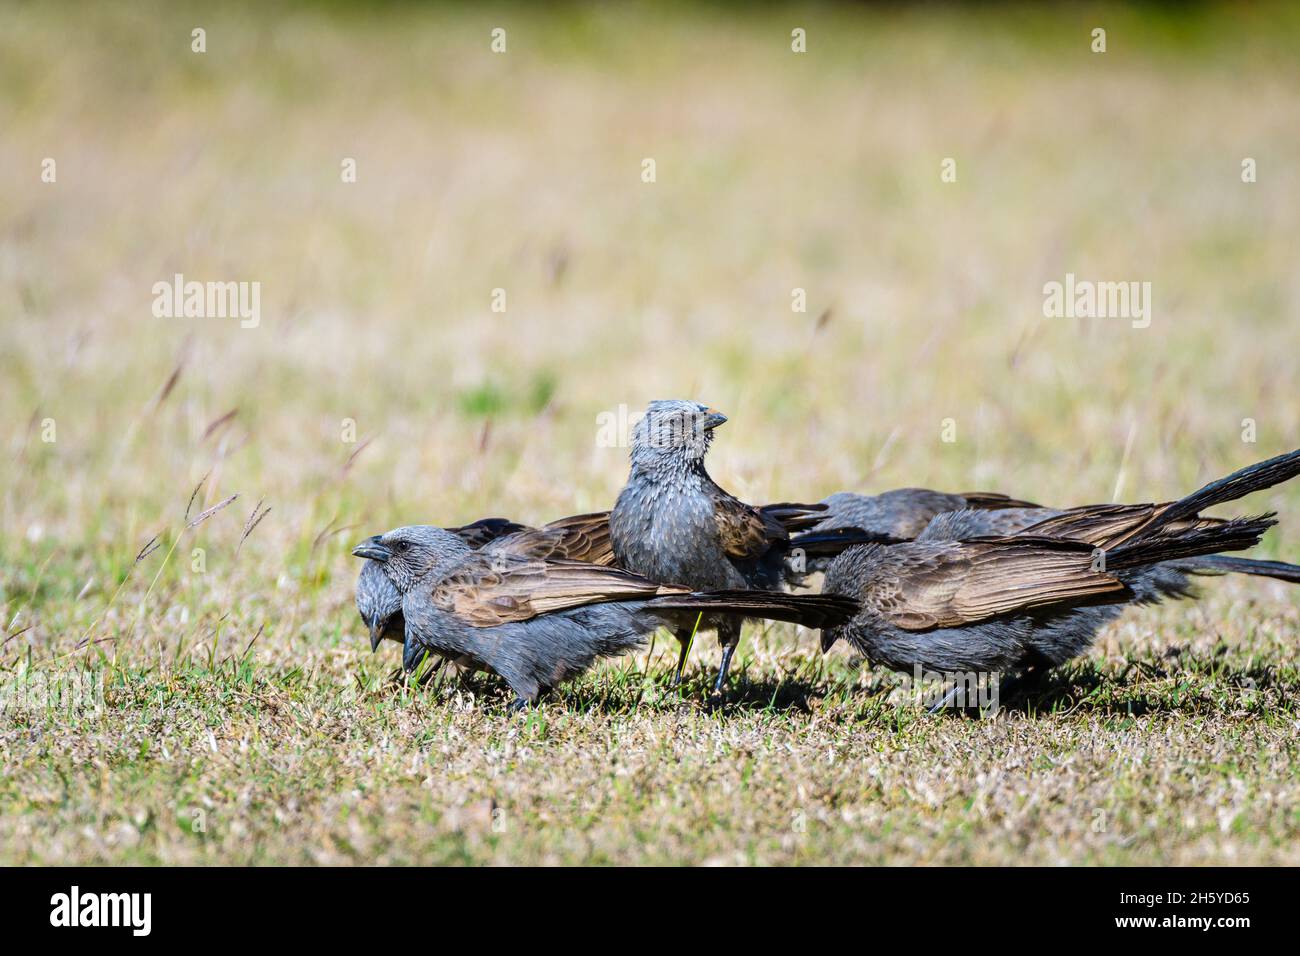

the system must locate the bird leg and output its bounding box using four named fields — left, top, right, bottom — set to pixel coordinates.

left=926, top=672, right=1001, bottom=716
left=926, top=670, right=1032, bottom=716
left=712, top=619, right=742, bottom=695
left=714, top=642, right=738, bottom=695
